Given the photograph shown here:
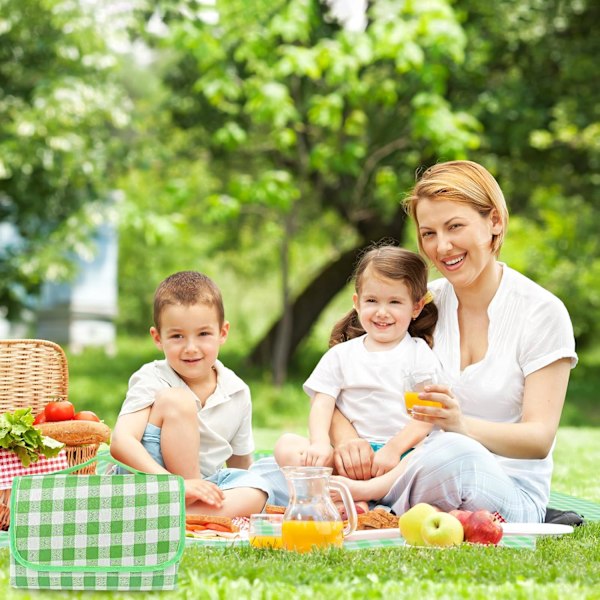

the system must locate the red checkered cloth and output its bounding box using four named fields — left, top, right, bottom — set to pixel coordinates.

left=231, top=516, right=250, bottom=532
left=0, top=448, right=69, bottom=490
